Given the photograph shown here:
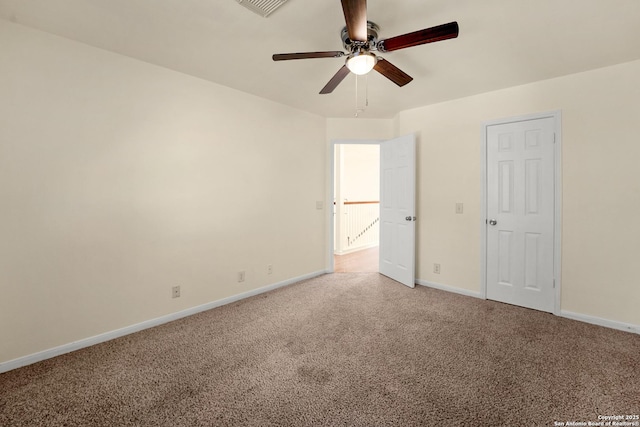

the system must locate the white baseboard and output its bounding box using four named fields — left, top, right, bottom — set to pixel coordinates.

left=416, top=279, right=639, bottom=335
left=560, top=310, right=639, bottom=335
left=5, top=272, right=636, bottom=374
left=0, top=270, right=326, bottom=374
left=415, top=279, right=483, bottom=299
